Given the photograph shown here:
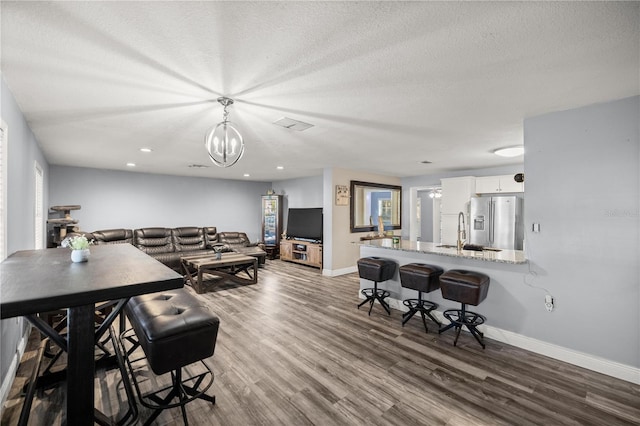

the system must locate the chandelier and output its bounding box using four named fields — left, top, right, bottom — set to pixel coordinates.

left=205, top=97, right=244, bottom=167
